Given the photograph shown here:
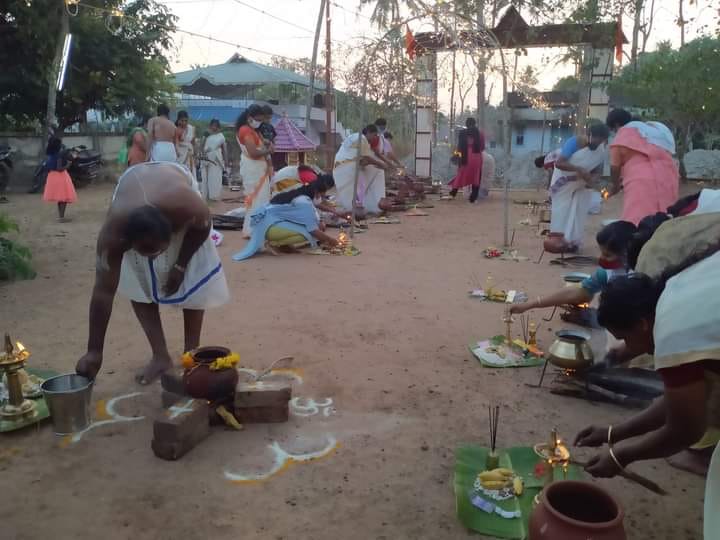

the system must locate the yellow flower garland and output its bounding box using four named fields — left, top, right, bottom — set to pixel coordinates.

left=181, top=352, right=240, bottom=371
